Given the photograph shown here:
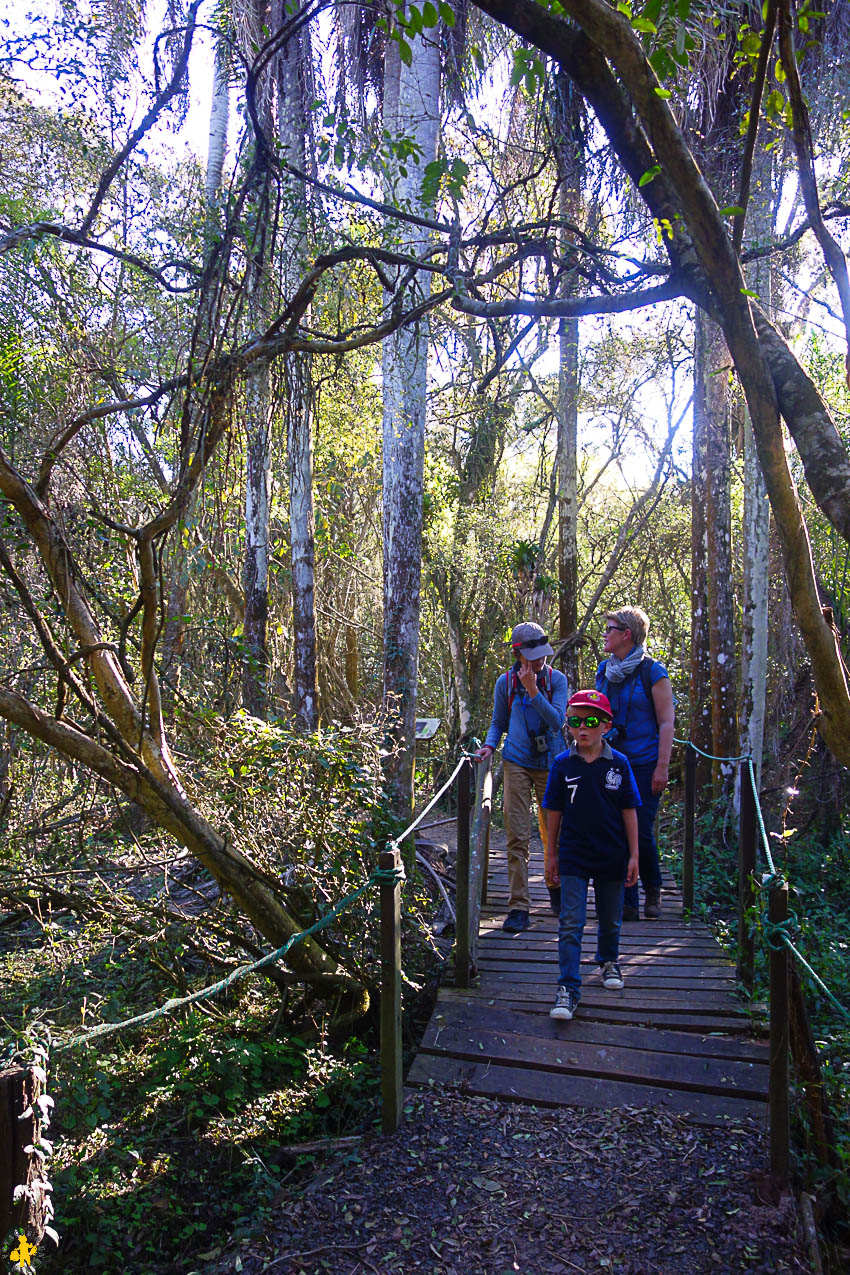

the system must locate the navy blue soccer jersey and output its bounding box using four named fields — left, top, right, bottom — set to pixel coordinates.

left=542, top=742, right=641, bottom=881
